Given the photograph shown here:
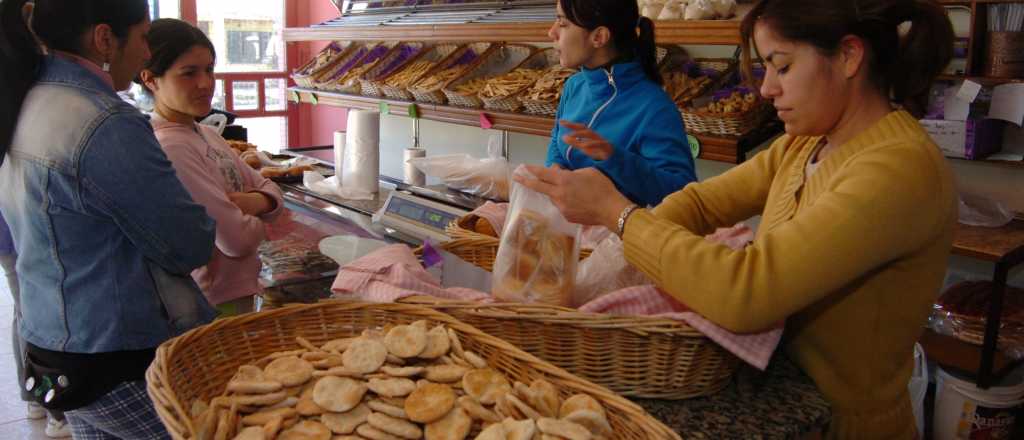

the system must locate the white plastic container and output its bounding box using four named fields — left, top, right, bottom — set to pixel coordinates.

left=933, top=365, right=1024, bottom=439
left=909, top=344, right=928, bottom=436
